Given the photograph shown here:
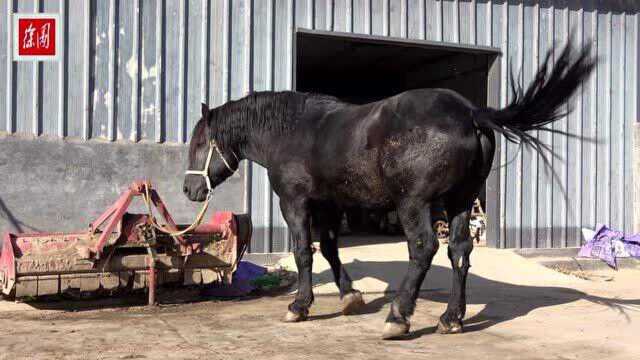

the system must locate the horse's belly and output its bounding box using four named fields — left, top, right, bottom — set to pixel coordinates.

left=310, top=127, right=393, bottom=208
left=317, top=160, right=392, bottom=208
left=328, top=181, right=393, bottom=208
